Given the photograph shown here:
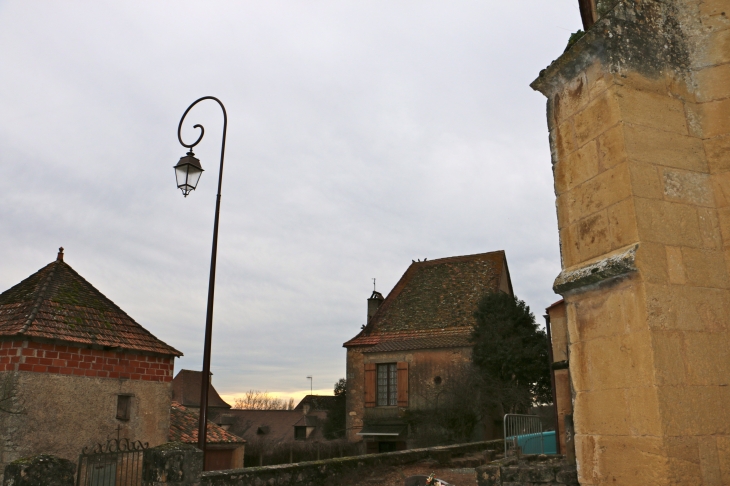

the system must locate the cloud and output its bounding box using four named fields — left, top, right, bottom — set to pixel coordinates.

left=0, top=1, right=581, bottom=395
